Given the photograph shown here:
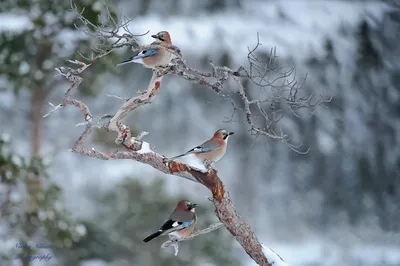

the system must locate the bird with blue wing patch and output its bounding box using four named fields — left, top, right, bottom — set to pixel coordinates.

left=166, top=129, right=234, bottom=166
left=115, top=31, right=173, bottom=69
left=143, top=200, right=198, bottom=243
